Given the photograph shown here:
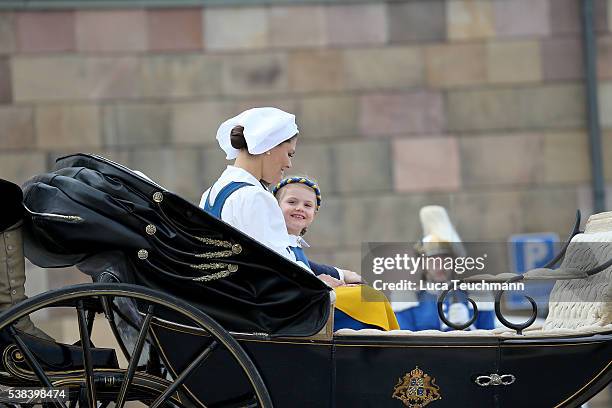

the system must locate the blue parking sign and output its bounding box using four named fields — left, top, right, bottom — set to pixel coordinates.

left=510, top=233, right=559, bottom=273
left=508, top=233, right=559, bottom=309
